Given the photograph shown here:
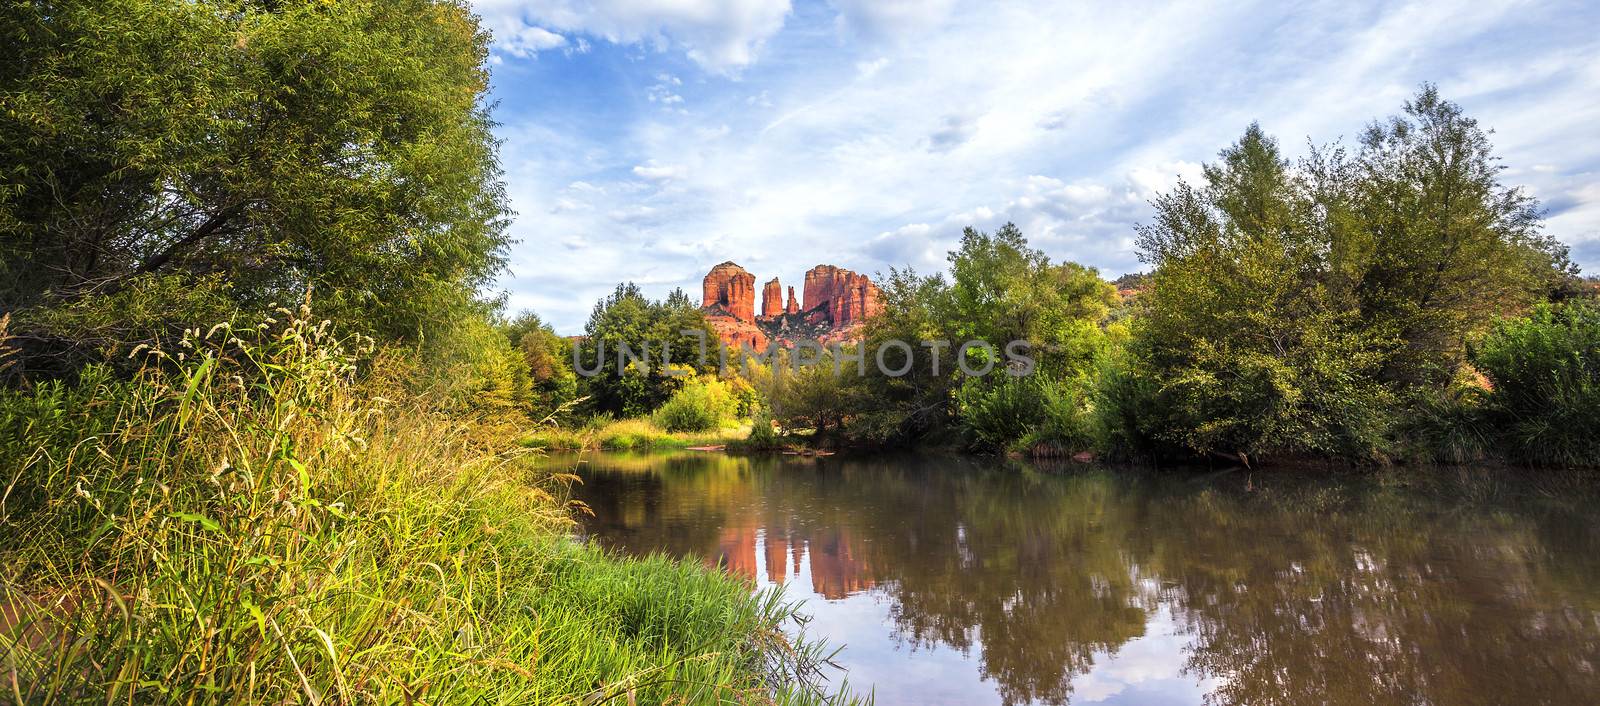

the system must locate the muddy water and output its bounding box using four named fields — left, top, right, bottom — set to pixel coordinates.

left=558, top=451, right=1600, bottom=705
